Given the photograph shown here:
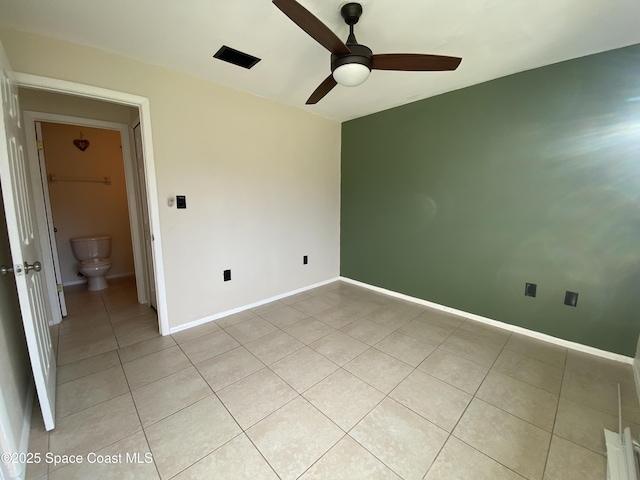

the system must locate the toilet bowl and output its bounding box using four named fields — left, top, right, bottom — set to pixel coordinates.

left=70, top=235, right=112, bottom=291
